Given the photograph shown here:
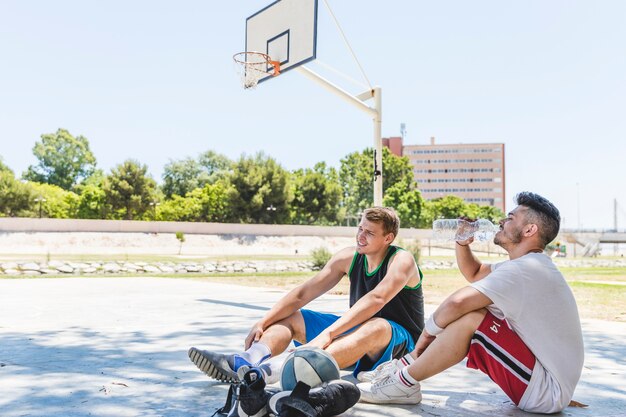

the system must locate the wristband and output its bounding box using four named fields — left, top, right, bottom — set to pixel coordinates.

left=425, top=316, right=444, bottom=336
